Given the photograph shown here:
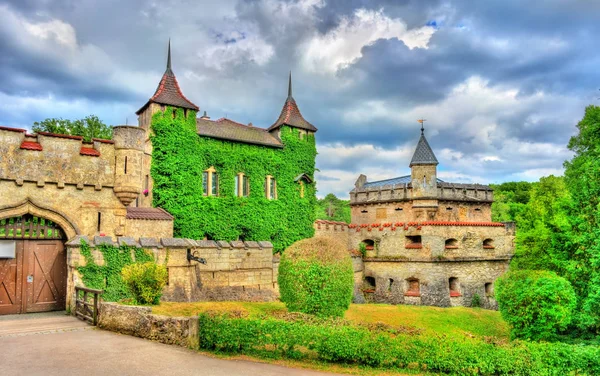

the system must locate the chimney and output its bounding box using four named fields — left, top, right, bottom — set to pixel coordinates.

left=200, top=111, right=210, bottom=120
